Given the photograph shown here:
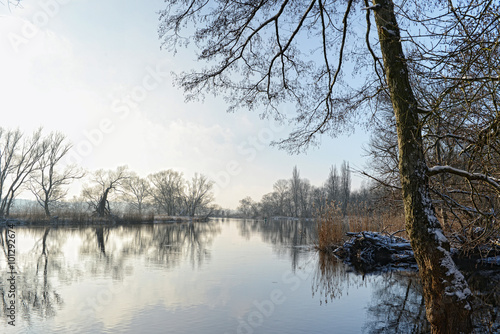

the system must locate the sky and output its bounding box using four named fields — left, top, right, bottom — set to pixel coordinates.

left=0, top=0, right=371, bottom=210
